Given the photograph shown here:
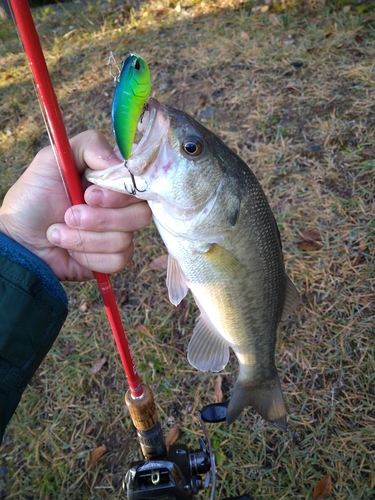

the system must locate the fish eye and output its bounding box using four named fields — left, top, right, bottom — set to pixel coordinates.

left=182, top=137, right=203, bottom=156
